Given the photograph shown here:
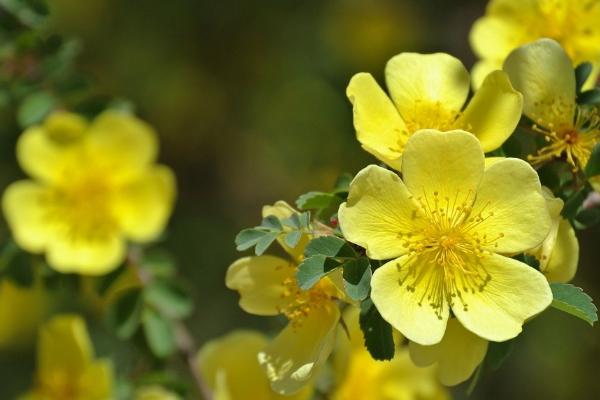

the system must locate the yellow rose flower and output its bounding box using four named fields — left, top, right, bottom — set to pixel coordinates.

left=504, top=38, right=600, bottom=170
left=528, top=187, right=579, bottom=283
left=339, top=130, right=553, bottom=345
left=2, top=111, right=176, bottom=275
left=331, top=307, right=449, bottom=400
left=196, top=330, right=313, bottom=400
left=134, top=385, right=180, bottom=400
left=22, top=314, right=113, bottom=399
left=471, top=0, right=600, bottom=89
left=226, top=201, right=347, bottom=394
left=347, top=52, right=522, bottom=169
